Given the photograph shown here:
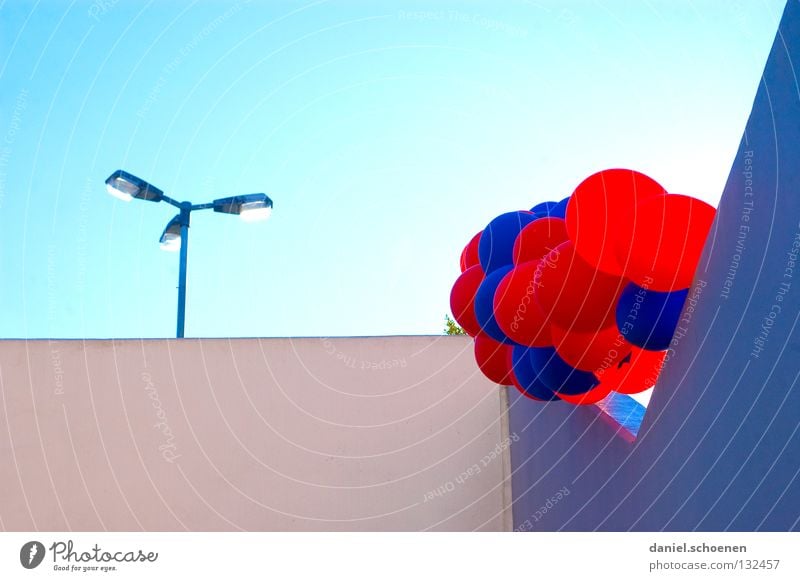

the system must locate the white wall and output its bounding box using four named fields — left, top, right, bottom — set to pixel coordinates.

left=0, top=336, right=511, bottom=531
